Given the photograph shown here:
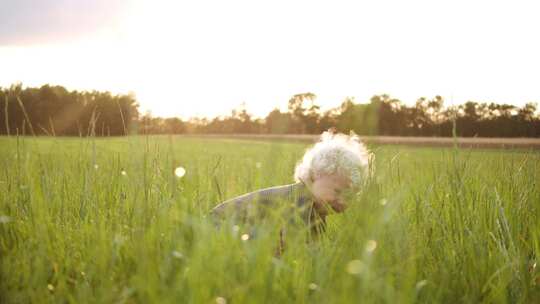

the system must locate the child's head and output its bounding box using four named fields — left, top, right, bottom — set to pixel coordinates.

left=294, top=131, right=372, bottom=213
